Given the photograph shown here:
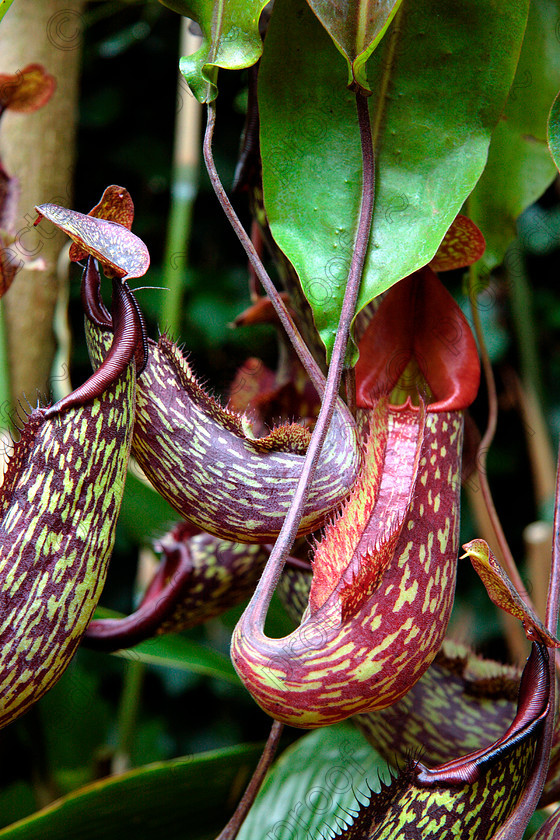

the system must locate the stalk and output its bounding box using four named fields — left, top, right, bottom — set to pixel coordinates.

left=514, top=377, right=556, bottom=519
left=508, top=251, right=544, bottom=404
left=112, top=659, right=145, bottom=775
left=215, top=720, right=283, bottom=840
left=524, top=520, right=552, bottom=623
left=0, top=0, right=84, bottom=403
left=507, top=251, right=556, bottom=521
left=238, top=90, right=374, bottom=634
left=203, top=104, right=326, bottom=397
left=464, top=481, right=529, bottom=664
